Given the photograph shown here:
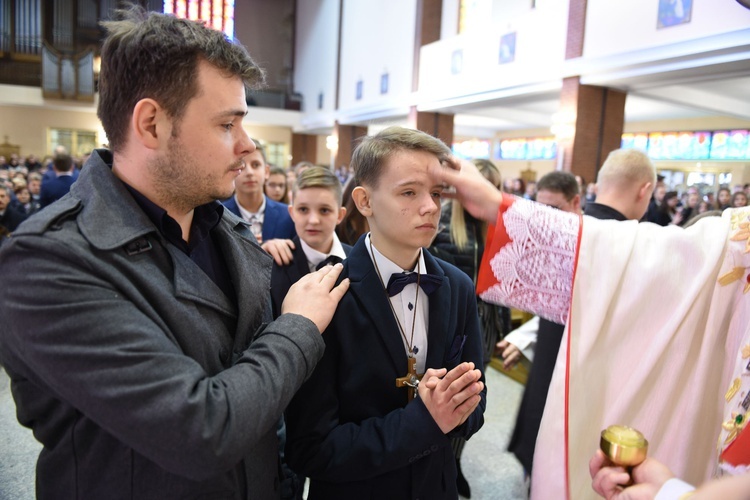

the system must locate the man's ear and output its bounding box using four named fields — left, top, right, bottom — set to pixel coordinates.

left=131, top=98, right=166, bottom=150
left=351, top=186, right=372, bottom=217
left=336, top=206, right=347, bottom=224
left=639, top=182, right=653, bottom=201
left=571, top=194, right=581, bottom=213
